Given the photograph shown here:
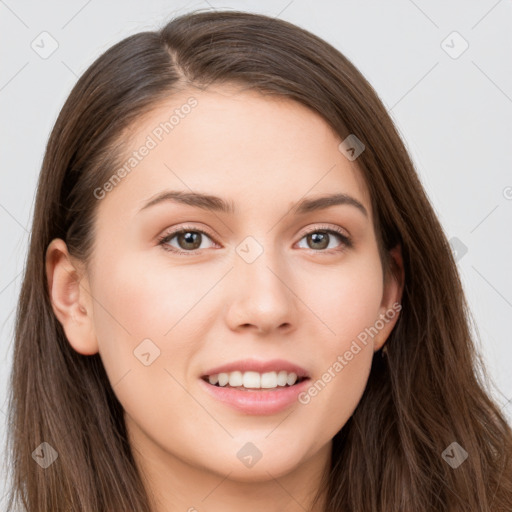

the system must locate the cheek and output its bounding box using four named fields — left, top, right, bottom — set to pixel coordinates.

left=294, top=254, right=383, bottom=434
left=303, top=252, right=384, bottom=346
left=88, top=251, right=215, bottom=387
left=90, top=252, right=201, bottom=340
left=87, top=253, right=203, bottom=439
